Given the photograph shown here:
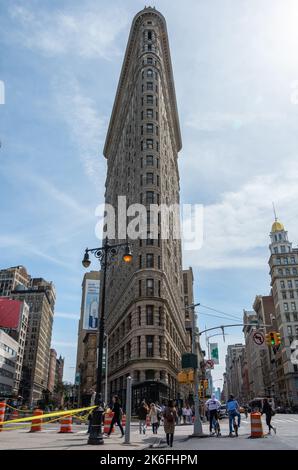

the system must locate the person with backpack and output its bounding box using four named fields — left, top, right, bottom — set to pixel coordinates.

left=226, top=394, right=241, bottom=437
left=262, top=398, right=276, bottom=435
left=163, top=399, right=177, bottom=447
left=205, top=394, right=221, bottom=436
